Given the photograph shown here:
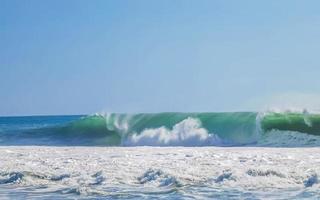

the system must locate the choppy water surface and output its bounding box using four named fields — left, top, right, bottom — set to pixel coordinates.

left=1, top=147, right=320, bottom=199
